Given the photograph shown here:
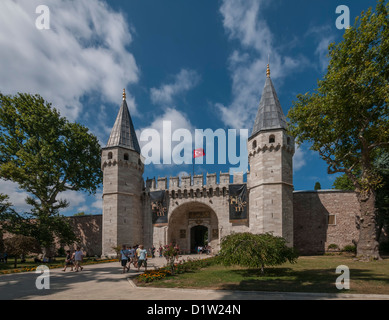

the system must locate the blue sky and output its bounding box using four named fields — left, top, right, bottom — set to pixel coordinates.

left=0, top=0, right=375, bottom=216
